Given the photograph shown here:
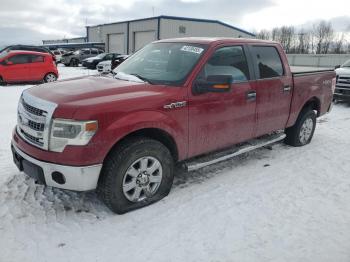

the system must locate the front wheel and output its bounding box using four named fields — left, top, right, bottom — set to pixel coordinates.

left=0, top=77, right=5, bottom=86
left=98, top=138, right=174, bottom=214
left=285, top=109, right=316, bottom=147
